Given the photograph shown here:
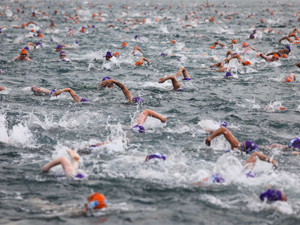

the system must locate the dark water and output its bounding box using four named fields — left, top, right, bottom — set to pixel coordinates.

left=1, top=0, right=300, bottom=224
